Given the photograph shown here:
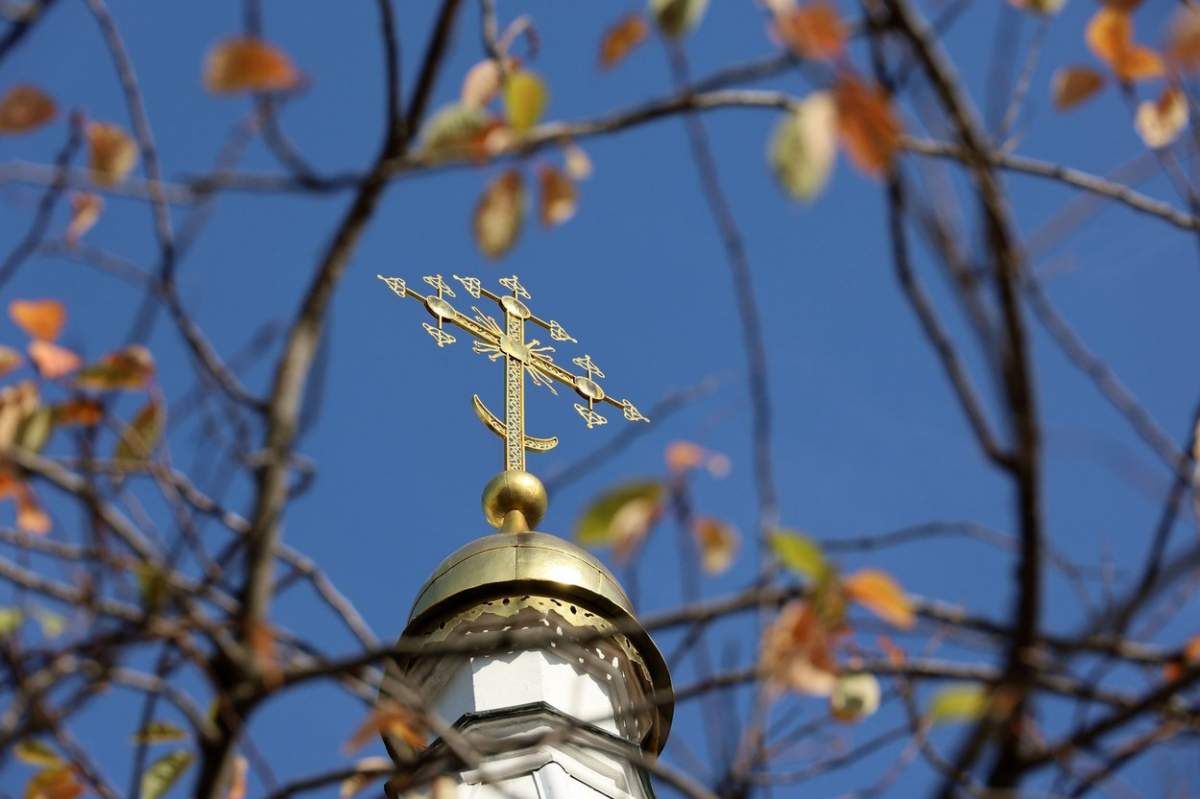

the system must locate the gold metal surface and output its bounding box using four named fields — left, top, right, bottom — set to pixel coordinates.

left=481, top=470, right=547, bottom=531
left=398, top=531, right=673, bottom=752
left=377, top=273, right=651, bottom=482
